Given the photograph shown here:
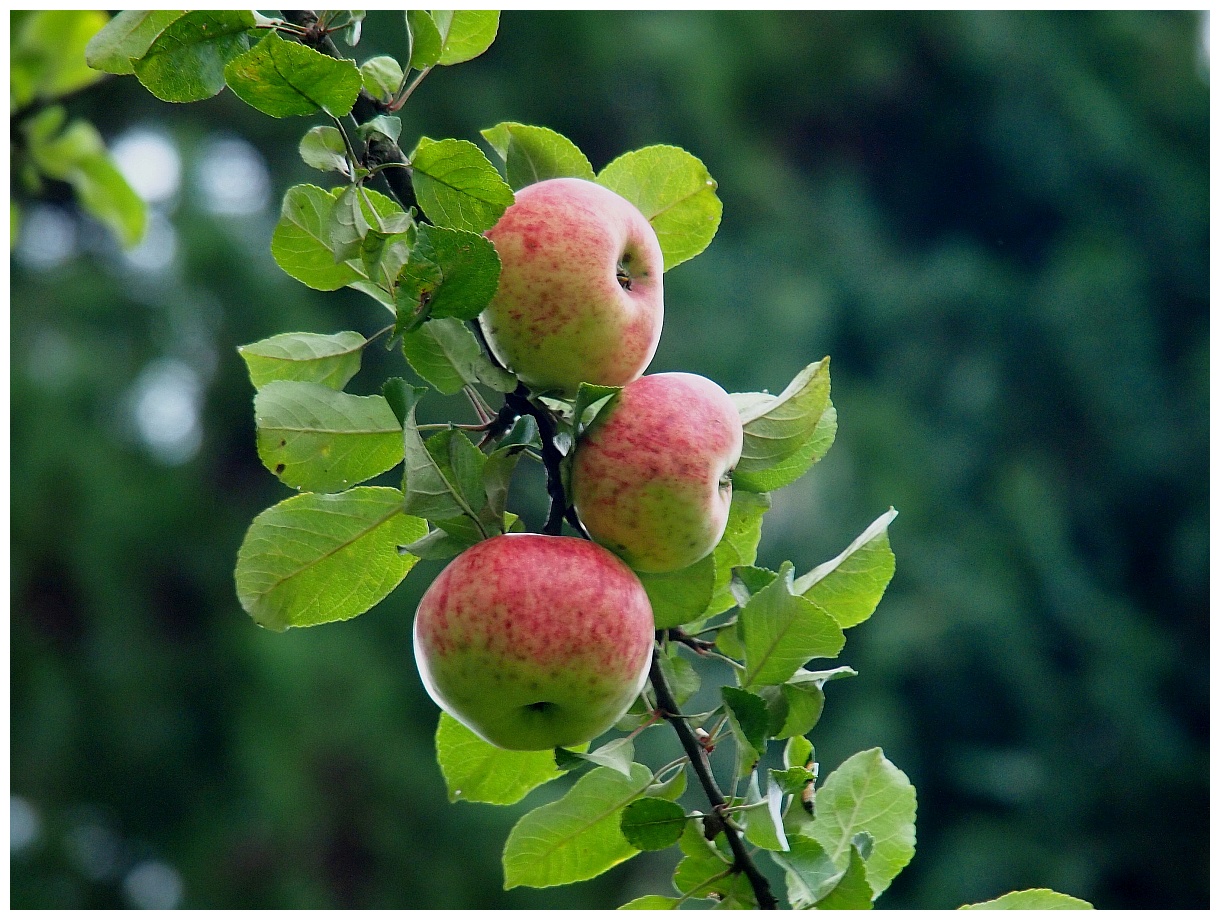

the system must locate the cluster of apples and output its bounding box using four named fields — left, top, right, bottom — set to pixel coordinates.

left=413, top=178, right=744, bottom=750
